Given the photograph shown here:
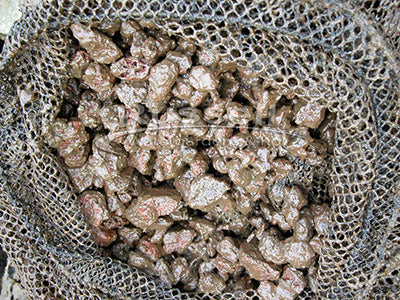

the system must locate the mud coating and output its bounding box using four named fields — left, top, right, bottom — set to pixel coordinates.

left=45, top=20, right=336, bottom=297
